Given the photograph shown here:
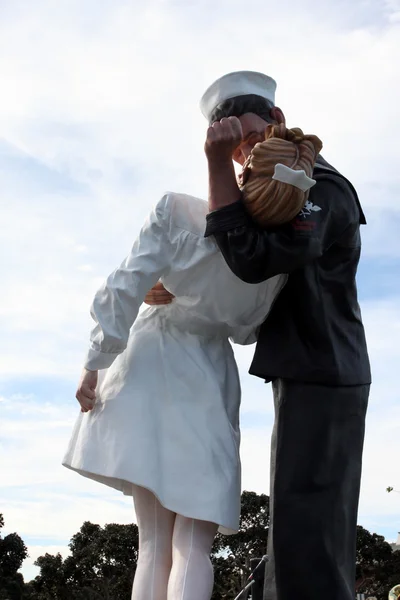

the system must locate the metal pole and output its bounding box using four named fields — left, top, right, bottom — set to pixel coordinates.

left=233, top=555, right=268, bottom=600
left=233, top=580, right=254, bottom=600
